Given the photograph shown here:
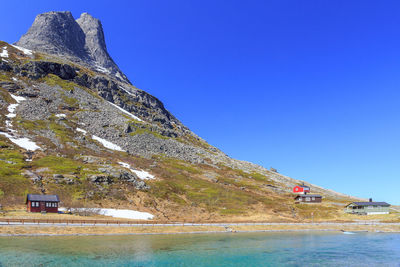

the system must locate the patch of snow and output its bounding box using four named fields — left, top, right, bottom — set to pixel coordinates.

left=0, top=132, right=41, bottom=151
left=118, top=162, right=131, bottom=169
left=11, top=45, right=33, bottom=56
left=6, top=94, right=26, bottom=118
left=131, top=169, right=155, bottom=180
left=108, top=101, right=142, bottom=122
left=59, top=207, right=154, bottom=220
left=0, top=47, right=8, bottom=58
left=92, top=135, right=125, bottom=152
left=1, top=93, right=40, bottom=151
left=115, top=72, right=123, bottom=80
left=119, top=86, right=134, bottom=96
left=95, top=65, right=110, bottom=74
left=10, top=94, right=26, bottom=103
left=55, top=114, right=66, bottom=118
left=12, top=77, right=18, bottom=82
left=5, top=120, right=13, bottom=129
left=118, top=162, right=155, bottom=180
left=76, top=128, right=87, bottom=135
left=100, top=209, right=154, bottom=220
left=6, top=104, right=18, bottom=118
